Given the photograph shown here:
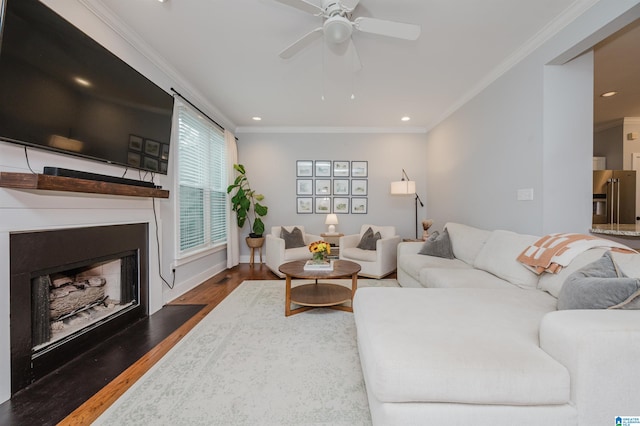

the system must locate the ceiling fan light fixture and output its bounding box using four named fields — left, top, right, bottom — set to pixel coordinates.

left=324, top=16, right=353, bottom=44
